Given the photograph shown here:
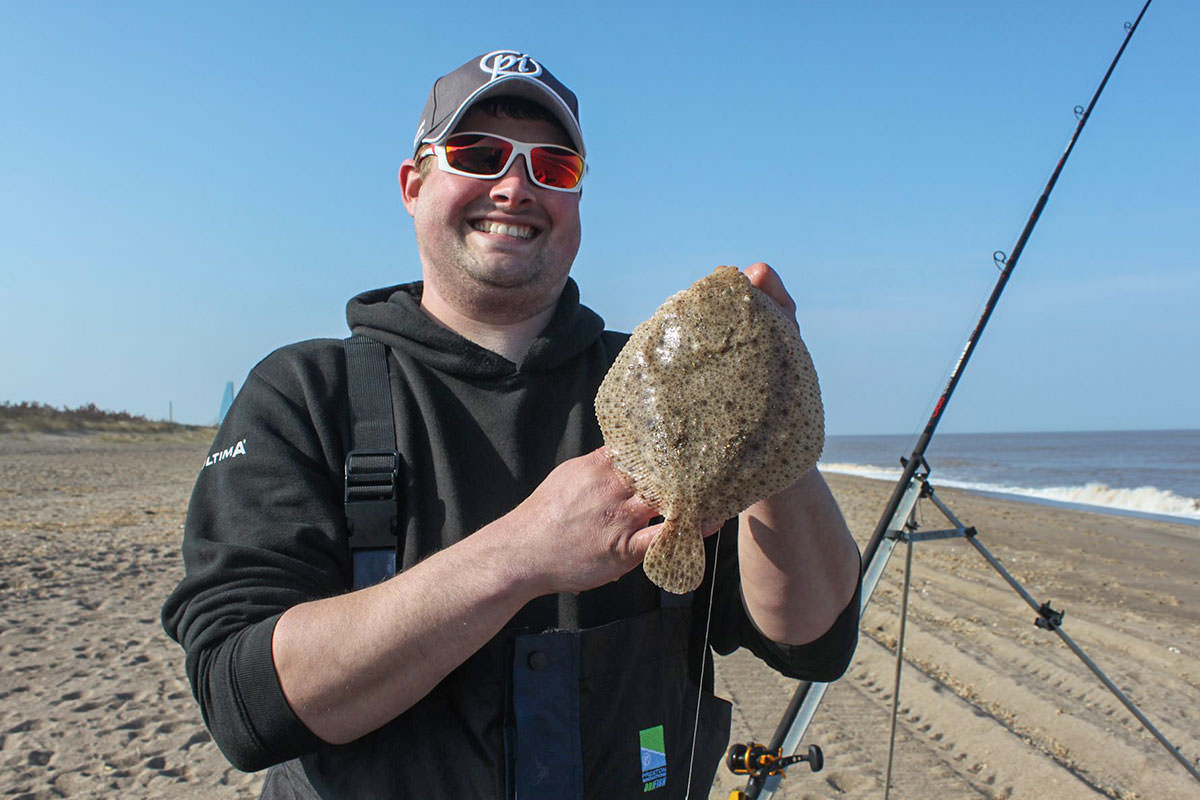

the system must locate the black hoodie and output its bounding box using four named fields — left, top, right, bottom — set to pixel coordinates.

left=162, top=280, right=859, bottom=794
